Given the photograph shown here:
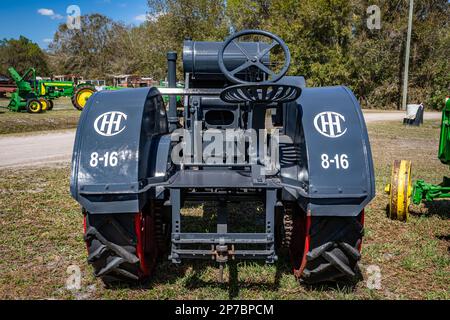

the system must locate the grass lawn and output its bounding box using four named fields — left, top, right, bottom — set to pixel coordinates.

left=0, top=120, right=448, bottom=300
left=0, top=97, right=80, bottom=135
